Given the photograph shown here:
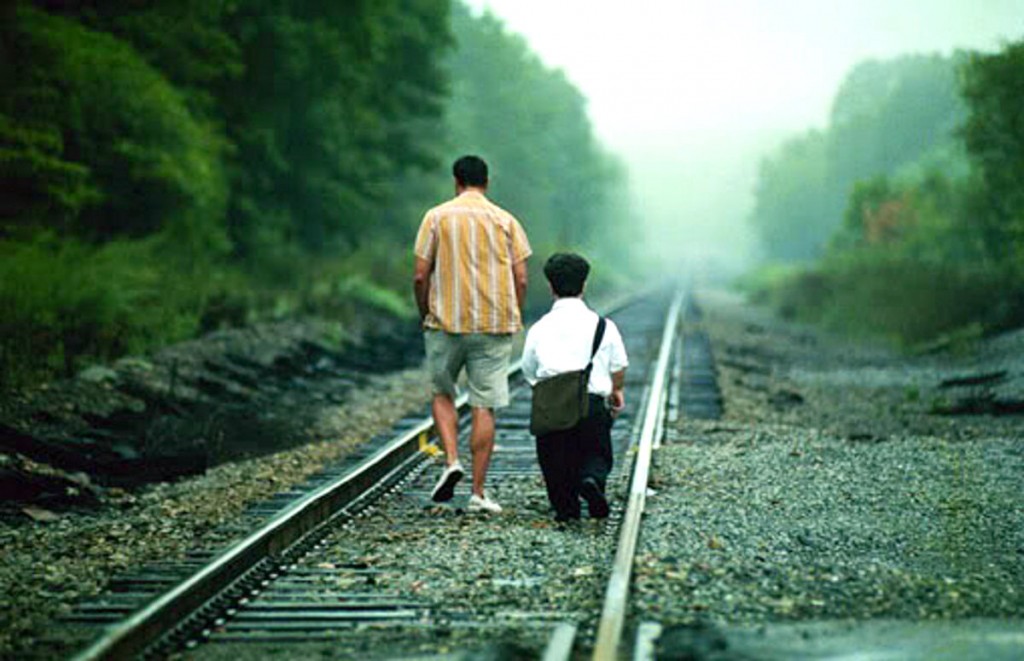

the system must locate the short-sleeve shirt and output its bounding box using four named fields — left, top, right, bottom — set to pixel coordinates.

left=520, top=297, right=629, bottom=397
left=414, top=190, right=532, bottom=334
